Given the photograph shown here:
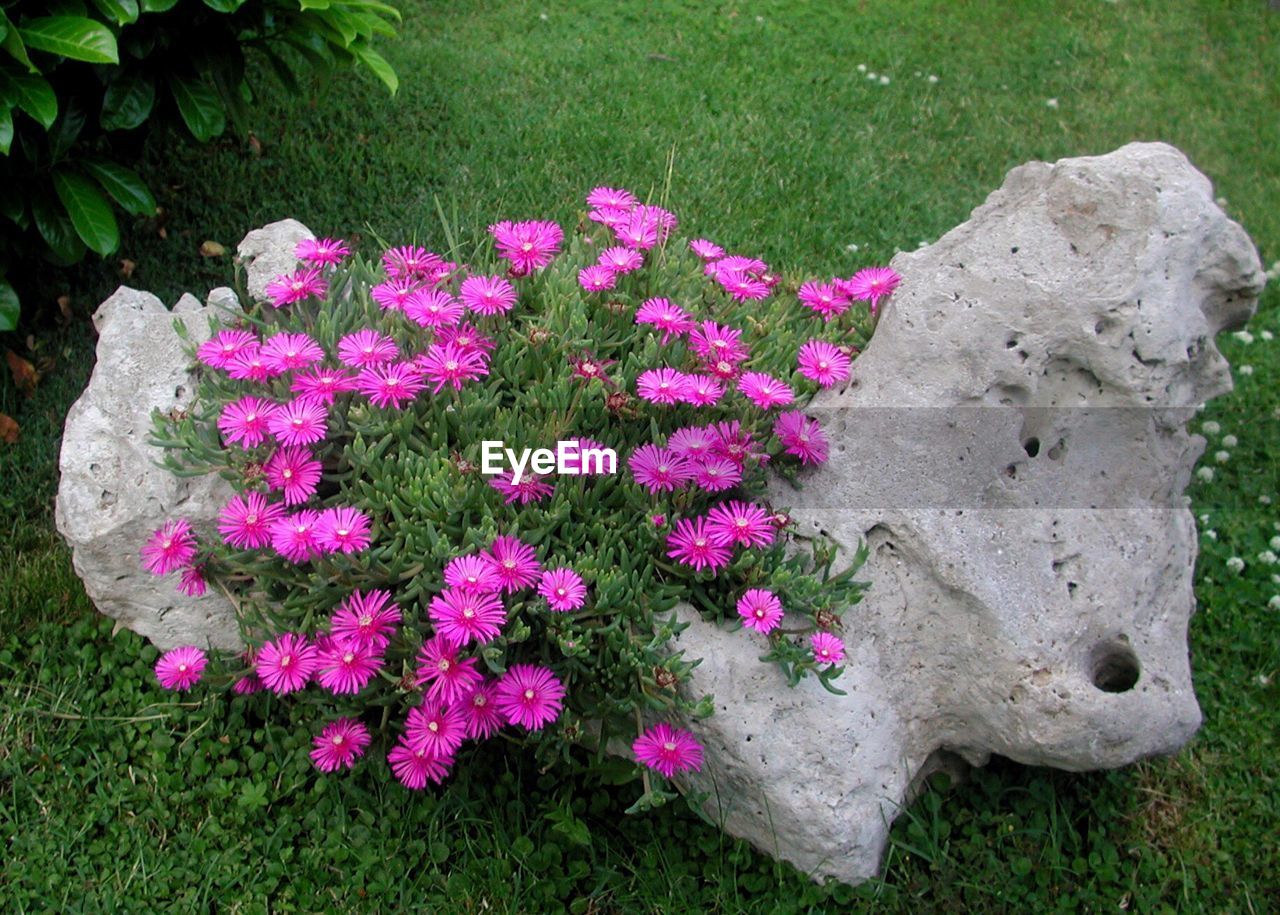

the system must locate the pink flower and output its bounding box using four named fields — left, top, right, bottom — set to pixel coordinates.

left=461, top=680, right=503, bottom=739
left=155, top=645, right=207, bottom=691
left=737, top=589, right=784, bottom=634
left=264, top=445, right=321, bottom=505
left=797, top=281, right=852, bottom=321
left=370, top=277, right=422, bottom=312
left=459, top=274, right=518, bottom=316
left=666, top=516, right=732, bottom=572
left=356, top=361, right=427, bottom=408
left=388, top=738, right=453, bottom=788
left=444, top=555, right=502, bottom=593
left=316, top=642, right=382, bottom=695
left=255, top=632, right=319, bottom=694
left=811, top=631, right=846, bottom=665
left=681, top=374, right=724, bottom=407
left=405, top=701, right=468, bottom=758
left=291, top=366, right=356, bottom=404
left=490, top=220, right=563, bottom=275
left=538, top=568, right=587, bottom=612
left=709, top=420, right=765, bottom=466
left=650, top=513, right=666, bottom=527
left=417, top=342, right=489, bottom=394
left=435, top=322, right=495, bottom=356
left=636, top=204, right=677, bottom=234
left=218, top=492, right=285, bottom=549
left=295, top=237, right=350, bottom=266
left=428, top=588, right=507, bottom=646
left=737, top=372, right=794, bottom=409
left=689, top=321, right=748, bottom=365
left=338, top=329, right=399, bottom=367
left=267, top=397, right=328, bottom=446
left=487, top=535, right=542, bottom=592
left=716, top=269, right=770, bottom=301
left=708, top=255, right=767, bottom=277
left=197, top=329, right=257, bottom=369
left=406, top=288, right=464, bottom=328
left=668, top=426, right=717, bottom=461
left=494, top=664, right=565, bottom=731
left=588, top=206, right=632, bottom=228
left=636, top=367, right=692, bottom=405
left=797, top=339, right=851, bottom=387
left=632, top=722, right=703, bottom=778
left=628, top=444, right=693, bottom=494
left=217, top=396, right=279, bottom=449
left=310, top=718, right=370, bottom=772
left=269, top=510, right=324, bottom=563
left=578, top=265, right=617, bottom=292
left=841, top=266, right=901, bottom=313
left=415, top=636, right=483, bottom=705
left=774, top=411, right=829, bottom=465
left=598, top=246, right=643, bottom=274
left=225, top=346, right=280, bottom=384
left=260, top=332, right=324, bottom=374
left=177, top=565, right=207, bottom=597
left=489, top=471, right=555, bottom=505
left=707, top=501, right=775, bottom=549
left=689, top=239, right=724, bottom=261
left=613, top=211, right=659, bottom=250
left=315, top=507, right=372, bottom=554
left=585, top=186, right=638, bottom=209
left=141, top=519, right=197, bottom=576
left=264, top=267, right=327, bottom=307
left=329, top=589, right=400, bottom=652
left=383, top=245, right=442, bottom=281
left=691, top=456, right=742, bottom=492
left=635, top=298, right=695, bottom=344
